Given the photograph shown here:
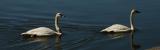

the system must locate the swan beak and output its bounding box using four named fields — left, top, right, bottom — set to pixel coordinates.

left=135, top=10, right=141, bottom=13
left=59, top=13, right=64, bottom=16
left=59, top=13, right=65, bottom=18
